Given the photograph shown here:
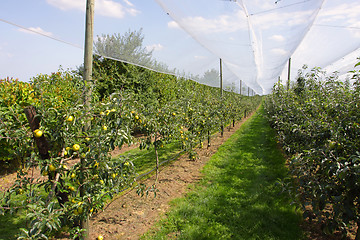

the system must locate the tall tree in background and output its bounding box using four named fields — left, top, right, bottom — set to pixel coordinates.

left=94, top=28, right=153, bottom=67
left=92, top=29, right=155, bottom=100
left=199, top=69, right=220, bottom=88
